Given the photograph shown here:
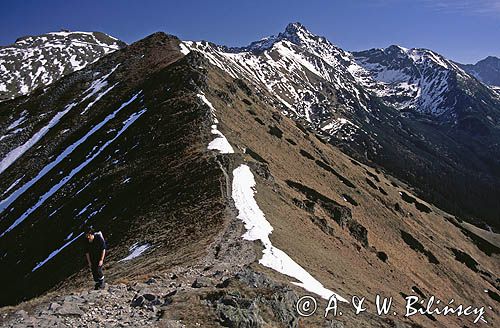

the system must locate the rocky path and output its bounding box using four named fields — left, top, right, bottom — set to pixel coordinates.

left=2, top=271, right=192, bottom=327
left=1, top=264, right=318, bottom=328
